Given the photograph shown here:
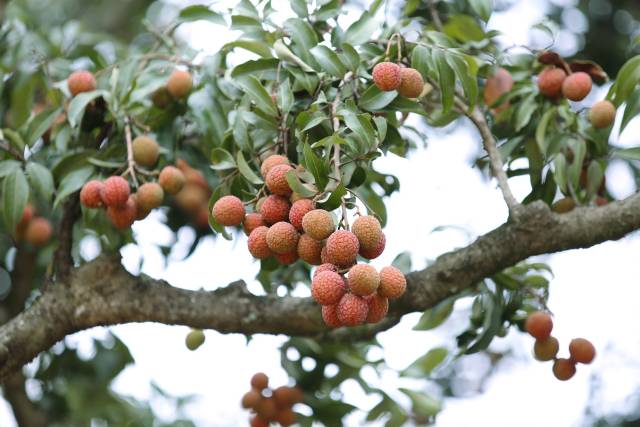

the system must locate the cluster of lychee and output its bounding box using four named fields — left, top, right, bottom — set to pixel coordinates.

left=152, top=69, right=193, bottom=109
left=241, top=373, right=302, bottom=427
left=15, top=204, right=52, bottom=247
left=525, top=311, right=596, bottom=381
left=372, top=61, right=425, bottom=98
left=172, top=159, right=214, bottom=228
